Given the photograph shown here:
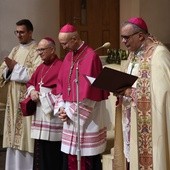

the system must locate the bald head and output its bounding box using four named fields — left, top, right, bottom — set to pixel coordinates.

left=58, top=30, right=82, bottom=51
left=39, top=38, right=56, bottom=49
left=58, top=31, right=78, bottom=42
